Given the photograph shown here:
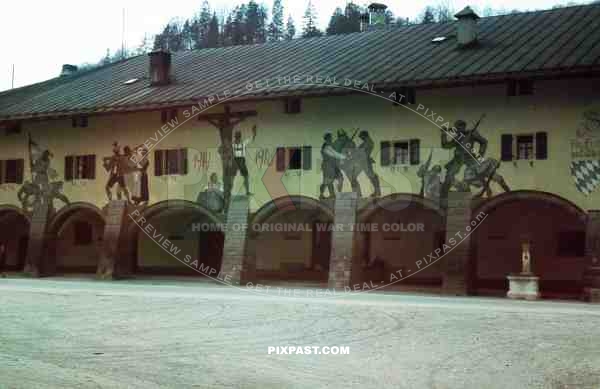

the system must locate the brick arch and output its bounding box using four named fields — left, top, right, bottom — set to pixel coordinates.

left=0, top=205, right=31, bottom=225
left=474, top=190, right=587, bottom=222
left=122, top=200, right=226, bottom=276
left=47, top=202, right=106, bottom=236
left=251, top=195, right=334, bottom=226
left=132, top=200, right=225, bottom=229
left=357, top=193, right=444, bottom=223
